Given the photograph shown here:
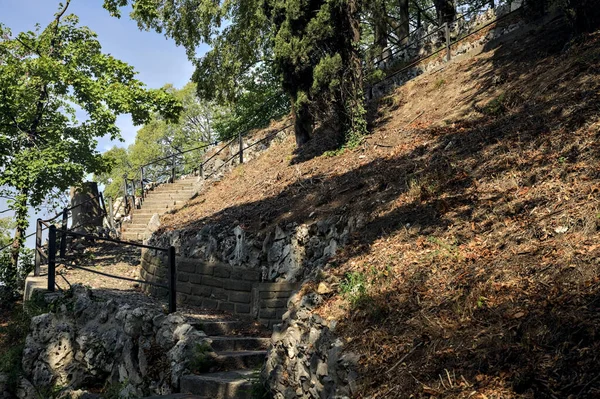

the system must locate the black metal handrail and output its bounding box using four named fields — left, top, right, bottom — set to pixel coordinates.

left=34, top=193, right=107, bottom=277
left=370, top=0, right=521, bottom=89
left=373, top=0, right=498, bottom=69
left=47, top=225, right=178, bottom=313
